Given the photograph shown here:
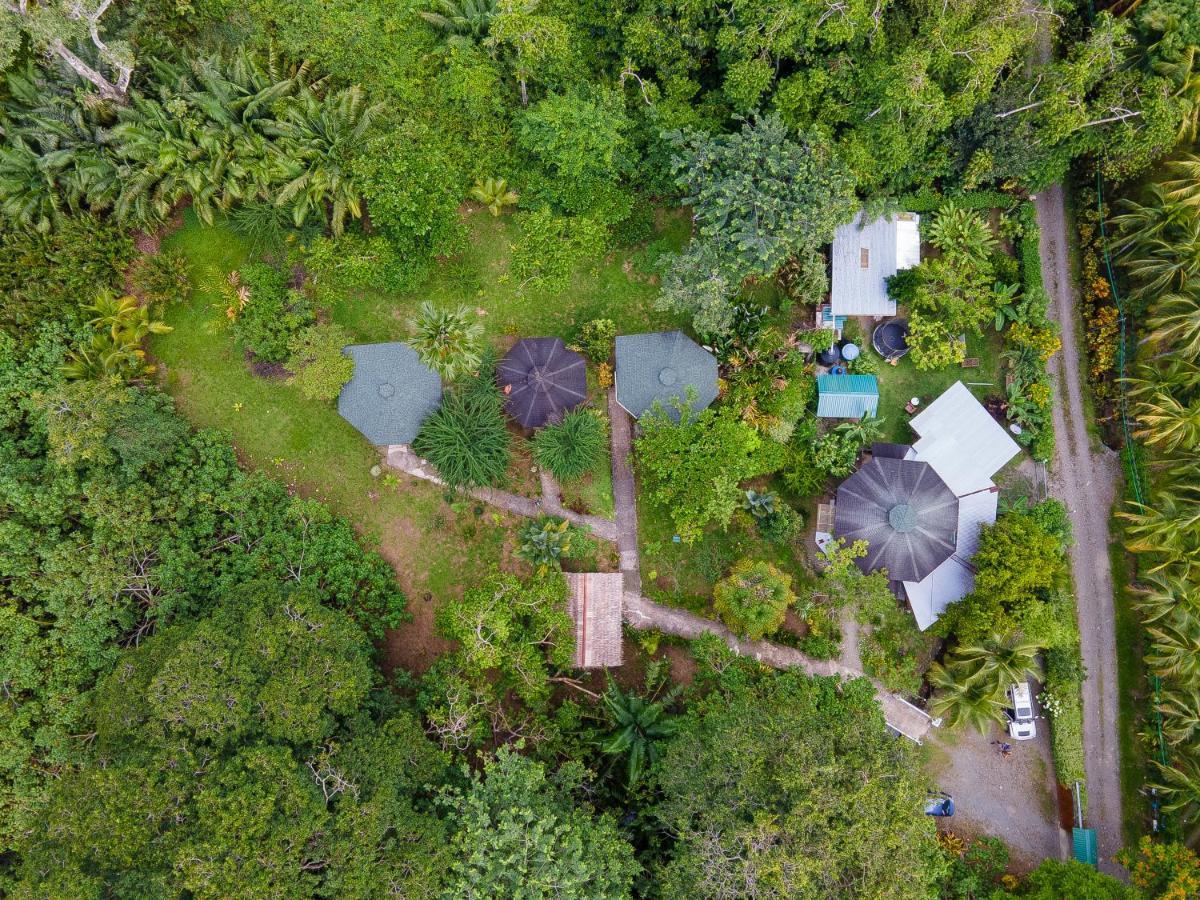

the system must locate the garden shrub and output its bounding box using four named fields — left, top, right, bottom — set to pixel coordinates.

left=127, top=248, right=191, bottom=311
left=287, top=324, right=355, bottom=401
left=510, top=208, right=607, bottom=290
left=533, top=408, right=606, bottom=481
left=304, top=232, right=424, bottom=297
left=0, top=214, right=134, bottom=341
left=611, top=196, right=656, bottom=247
left=755, top=501, right=803, bottom=544
left=413, top=384, right=511, bottom=490
left=797, top=632, right=840, bottom=660
left=712, top=558, right=796, bottom=642
left=571, top=318, right=617, bottom=363
left=230, top=263, right=315, bottom=363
